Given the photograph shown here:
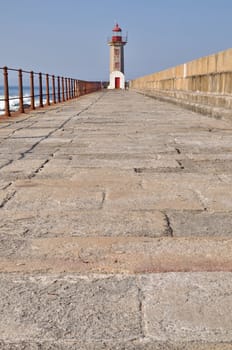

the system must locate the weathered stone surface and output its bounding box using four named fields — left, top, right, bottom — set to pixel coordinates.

left=0, top=90, right=232, bottom=348
left=40, top=154, right=180, bottom=171
left=0, top=273, right=232, bottom=349
left=0, top=209, right=166, bottom=238
left=6, top=179, right=104, bottom=211
left=0, top=237, right=231, bottom=274
left=11, top=128, right=54, bottom=138
left=0, top=159, right=49, bottom=180
left=0, top=274, right=141, bottom=342
left=1, top=340, right=232, bottom=350
left=141, top=273, right=232, bottom=342
left=106, top=174, right=204, bottom=210
left=181, top=159, right=232, bottom=174
left=169, top=210, right=232, bottom=237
